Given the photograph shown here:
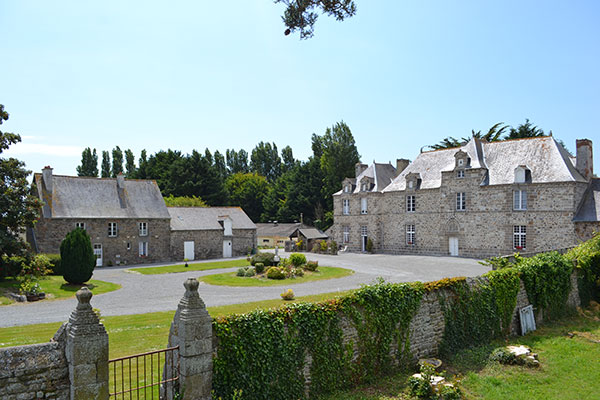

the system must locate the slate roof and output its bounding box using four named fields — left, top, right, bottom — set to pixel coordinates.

left=573, top=179, right=600, bottom=222
left=256, top=223, right=304, bottom=237
left=34, top=173, right=170, bottom=219
left=383, top=136, right=586, bottom=192
left=334, top=162, right=397, bottom=195
left=295, top=227, right=328, bottom=240
left=168, top=207, right=256, bottom=231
